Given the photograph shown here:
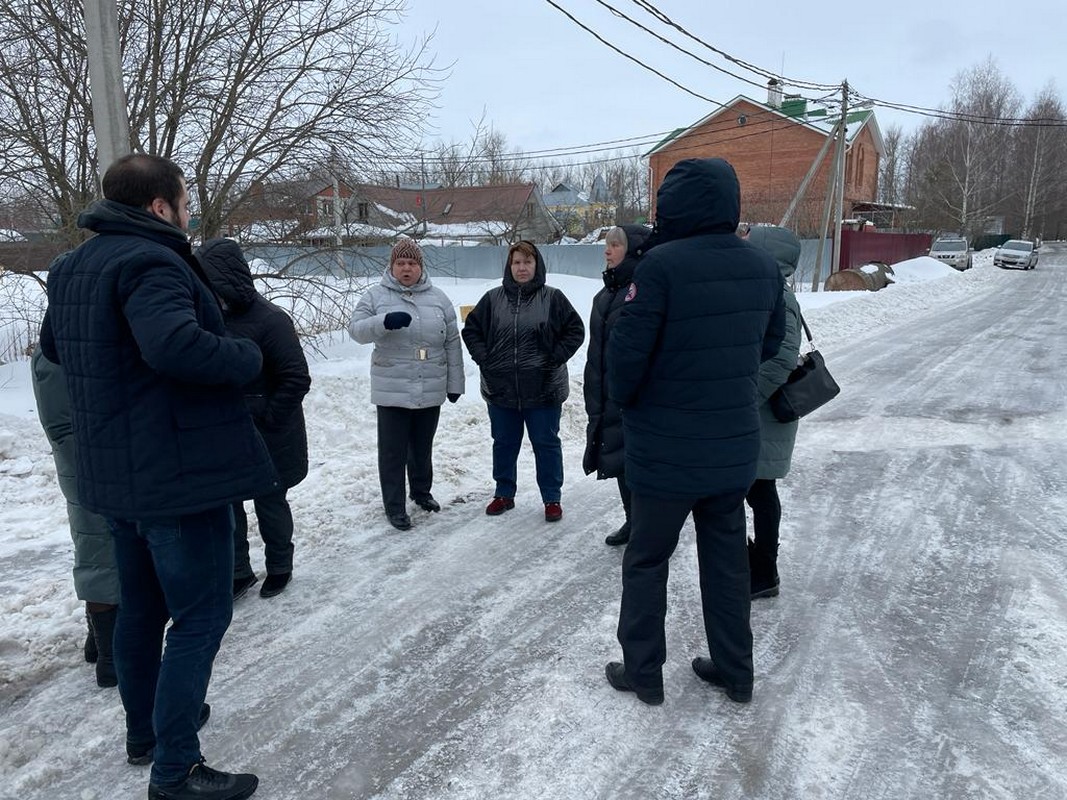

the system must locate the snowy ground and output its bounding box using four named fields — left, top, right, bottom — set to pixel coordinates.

left=1, top=247, right=1065, bottom=799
